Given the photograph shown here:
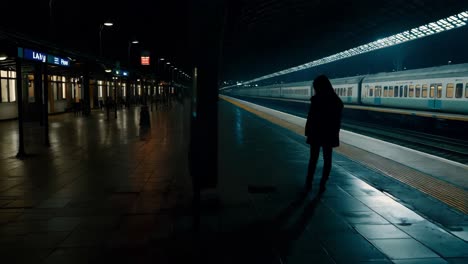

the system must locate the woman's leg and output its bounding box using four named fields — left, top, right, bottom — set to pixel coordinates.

left=320, top=146, right=333, bottom=191
left=305, top=144, right=320, bottom=190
